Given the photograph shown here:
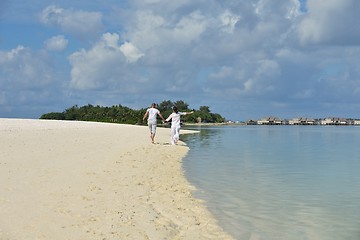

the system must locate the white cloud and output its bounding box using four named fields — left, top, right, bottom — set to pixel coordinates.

left=219, top=10, right=240, bottom=33
left=286, top=0, right=302, bottom=19
left=110, top=0, right=305, bottom=101
left=205, top=58, right=280, bottom=99
left=119, top=42, right=144, bottom=63
left=173, top=11, right=208, bottom=43
left=297, top=0, right=360, bottom=45
left=40, top=5, right=64, bottom=25
left=40, top=5, right=104, bottom=39
left=0, top=45, right=61, bottom=116
left=119, top=9, right=210, bottom=69
left=0, top=46, right=54, bottom=88
left=254, top=0, right=301, bottom=19
left=125, top=10, right=167, bottom=50
left=44, top=35, right=68, bottom=51
left=68, top=33, right=144, bottom=90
